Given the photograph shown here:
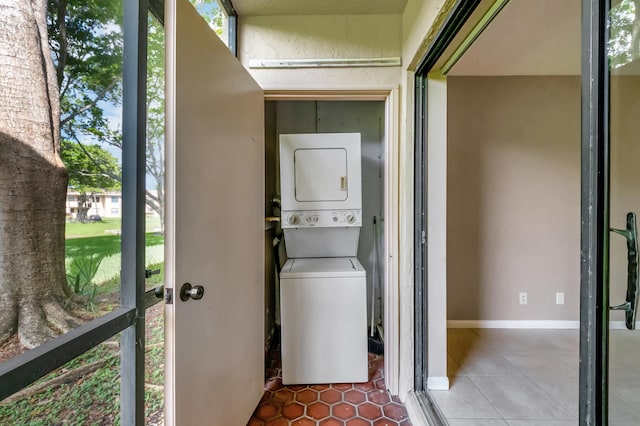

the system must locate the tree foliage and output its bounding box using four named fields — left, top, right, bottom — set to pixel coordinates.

left=61, top=140, right=121, bottom=221
left=62, top=141, right=121, bottom=191
left=48, top=0, right=124, bottom=223
left=190, top=0, right=225, bottom=39
left=609, top=0, right=640, bottom=69
left=146, top=16, right=166, bottom=227
left=47, top=0, right=227, bottom=227
left=47, top=0, right=124, bottom=149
